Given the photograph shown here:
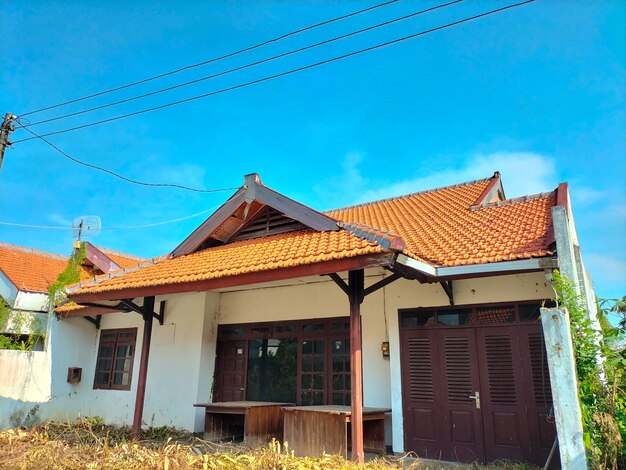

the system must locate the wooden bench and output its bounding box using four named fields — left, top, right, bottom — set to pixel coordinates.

left=282, top=405, right=391, bottom=458
left=194, top=401, right=293, bottom=443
